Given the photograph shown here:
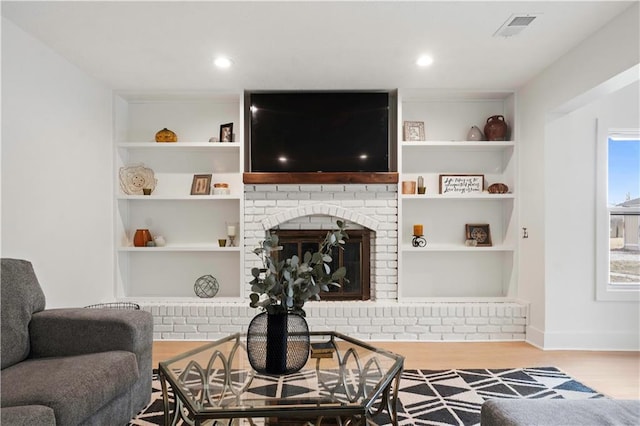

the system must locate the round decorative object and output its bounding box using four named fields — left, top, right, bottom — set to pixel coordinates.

left=484, top=115, right=508, bottom=141
left=155, top=128, right=178, bottom=143
left=471, top=227, right=488, bottom=243
left=488, top=183, right=509, bottom=194
left=467, top=125, right=484, bottom=141
left=119, top=164, right=157, bottom=195
left=194, top=275, right=219, bottom=298
left=247, top=312, right=310, bottom=375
